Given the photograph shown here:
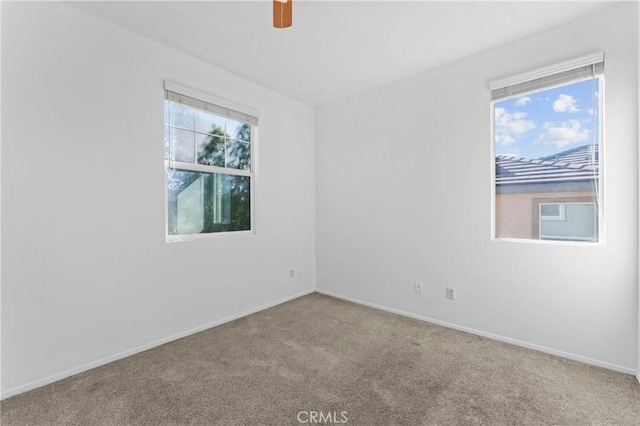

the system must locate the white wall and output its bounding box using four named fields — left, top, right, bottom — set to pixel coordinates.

left=316, top=3, right=639, bottom=373
left=0, top=0, right=3, bottom=397
left=637, top=0, right=640, bottom=384
left=1, top=2, right=315, bottom=397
